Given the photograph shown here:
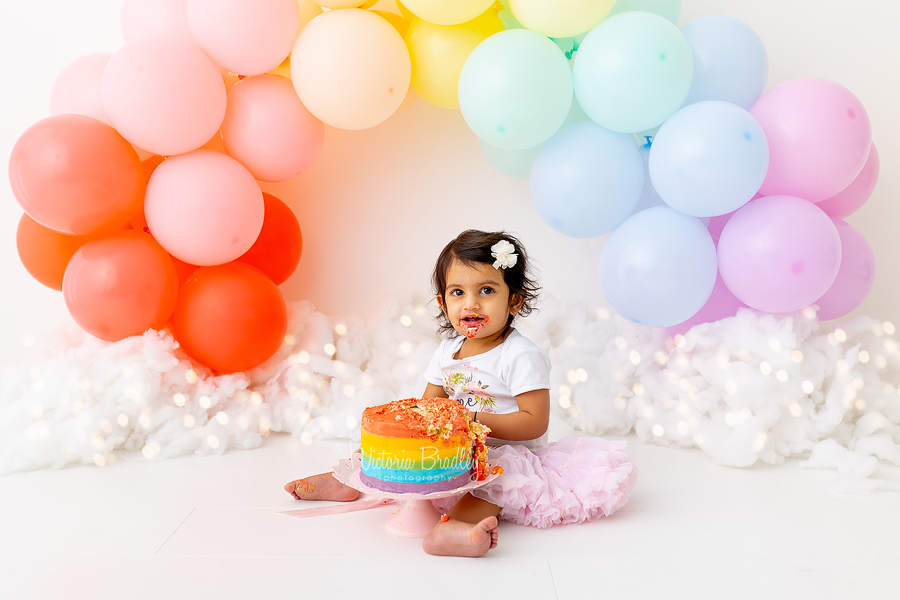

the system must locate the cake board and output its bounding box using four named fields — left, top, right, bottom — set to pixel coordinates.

left=332, top=451, right=502, bottom=539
